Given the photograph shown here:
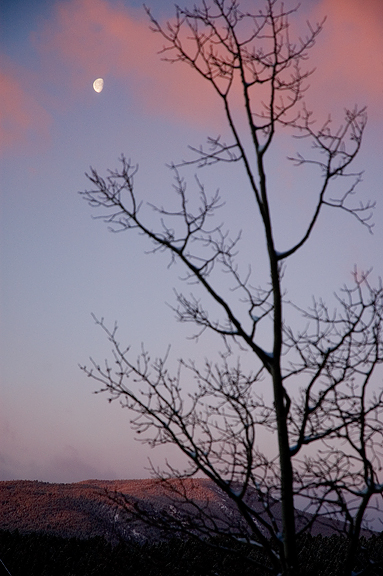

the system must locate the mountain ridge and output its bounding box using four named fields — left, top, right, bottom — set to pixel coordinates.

left=0, top=478, right=374, bottom=543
